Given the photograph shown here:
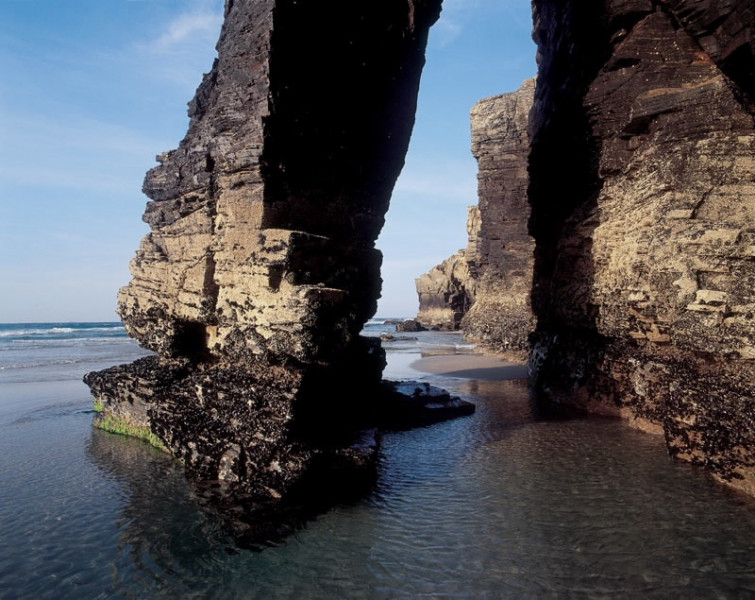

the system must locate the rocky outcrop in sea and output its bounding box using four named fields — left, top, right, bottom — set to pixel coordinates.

left=84, top=0, right=479, bottom=545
